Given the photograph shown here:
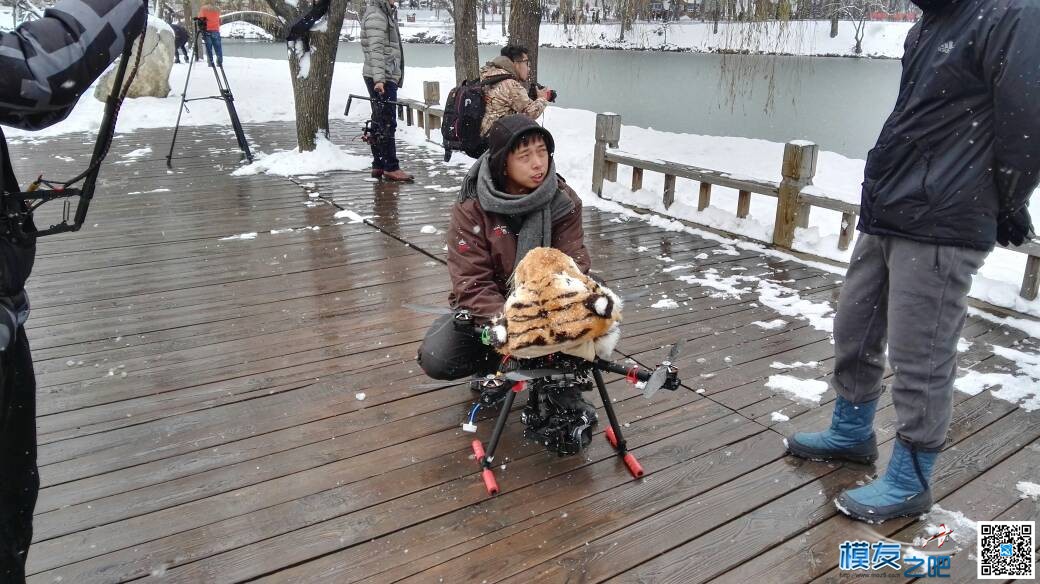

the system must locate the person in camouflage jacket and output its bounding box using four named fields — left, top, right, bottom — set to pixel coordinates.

left=479, top=45, right=552, bottom=137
